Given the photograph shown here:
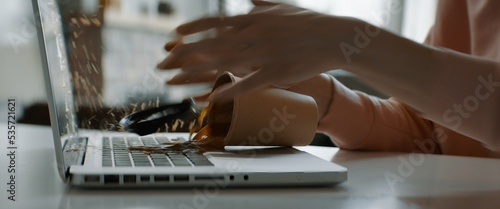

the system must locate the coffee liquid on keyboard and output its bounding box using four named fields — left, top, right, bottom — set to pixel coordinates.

left=128, top=100, right=231, bottom=154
